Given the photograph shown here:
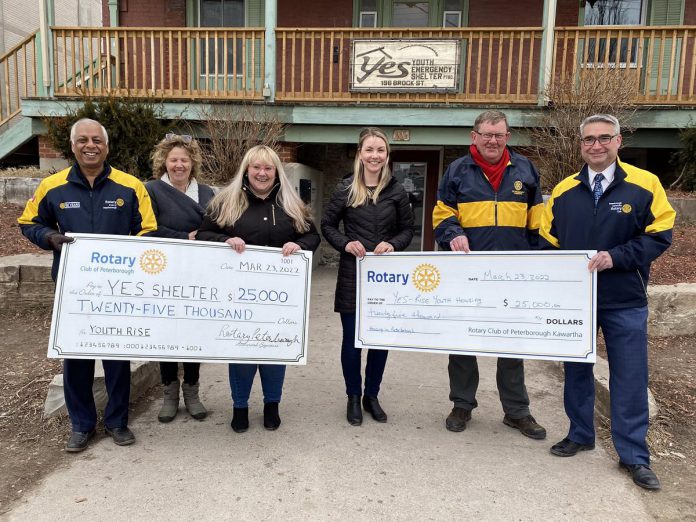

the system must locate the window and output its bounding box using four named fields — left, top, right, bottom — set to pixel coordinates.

left=392, top=1, right=429, bottom=27
left=199, top=0, right=244, bottom=75
left=443, top=11, right=461, bottom=27
left=582, top=0, right=645, bottom=65
left=360, top=12, right=378, bottom=27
